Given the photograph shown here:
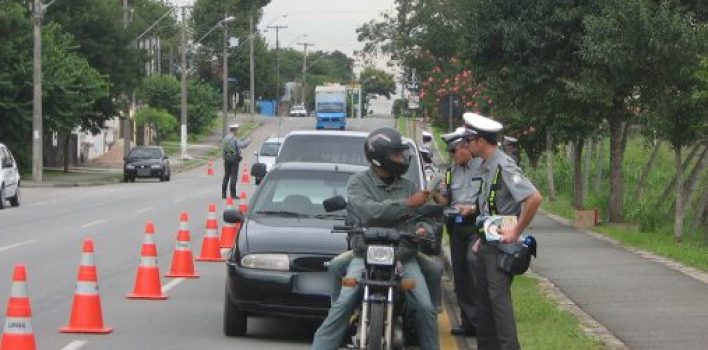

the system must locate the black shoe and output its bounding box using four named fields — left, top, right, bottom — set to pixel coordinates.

left=451, top=327, right=477, bottom=337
